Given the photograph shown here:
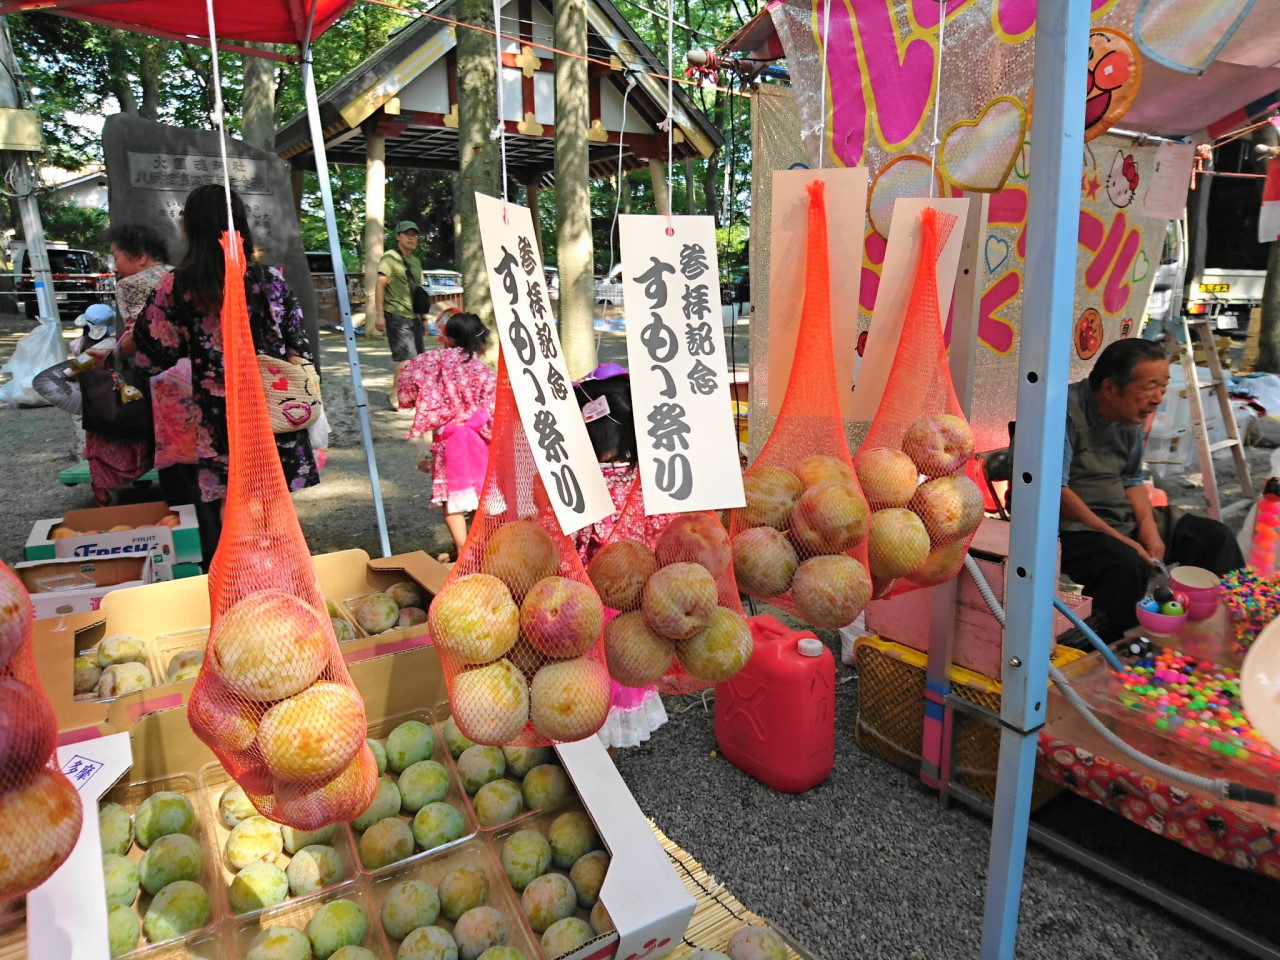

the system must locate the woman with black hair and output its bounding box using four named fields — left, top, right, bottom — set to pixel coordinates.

left=121, top=184, right=318, bottom=563
left=397, top=310, right=497, bottom=553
